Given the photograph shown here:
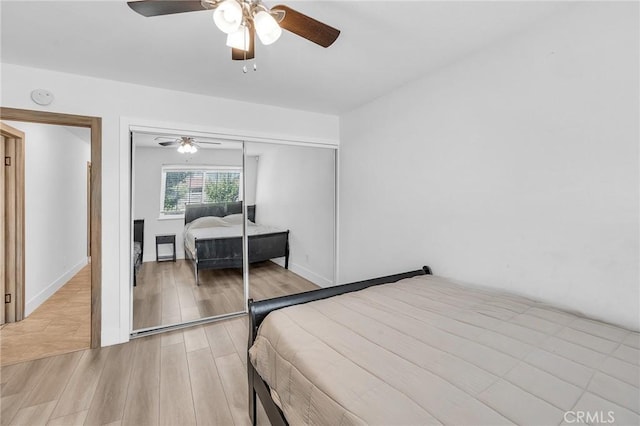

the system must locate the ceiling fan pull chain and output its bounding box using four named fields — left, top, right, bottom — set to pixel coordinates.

left=242, top=45, right=248, bottom=73
left=242, top=61, right=257, bottom=73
